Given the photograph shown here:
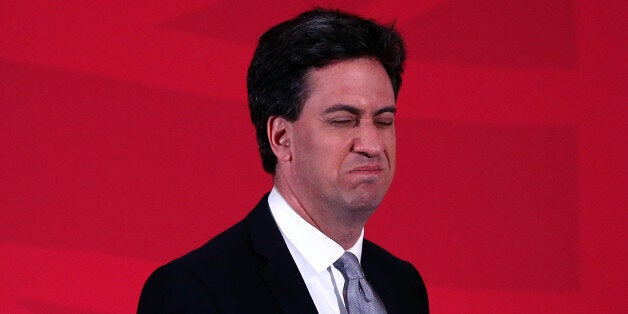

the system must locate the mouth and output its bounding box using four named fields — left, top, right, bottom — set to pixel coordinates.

left=349, top=165, right=383, bottom=174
